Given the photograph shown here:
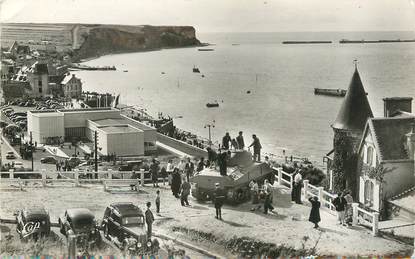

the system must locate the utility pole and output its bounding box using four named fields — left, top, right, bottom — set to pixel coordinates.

left=204, top=120, right=215, bottom=148
left=94, top=131, right=98, bottom=178
left=30, top=131, right=34, bottom=171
